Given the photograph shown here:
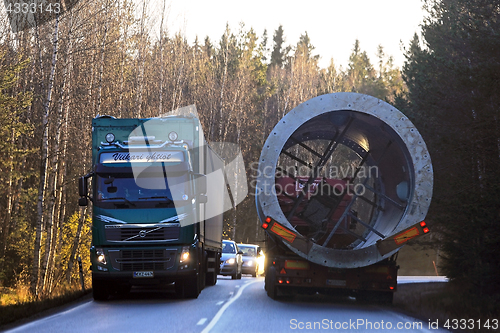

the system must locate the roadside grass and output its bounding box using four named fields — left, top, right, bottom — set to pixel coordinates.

left=0, top=284, right=90, bottom=327
left=394, top=282, right=500, bottom=331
